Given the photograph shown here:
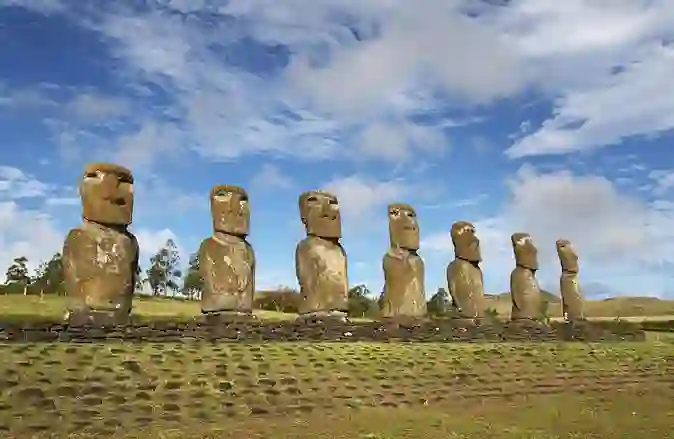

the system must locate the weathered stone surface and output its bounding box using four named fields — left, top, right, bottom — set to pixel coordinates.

left=381, top=203, right=426, bottom=318
left=199, top=185, right=255, bottom=315
left=62, top=163, right=138, bottom=325
left=0, top=319, right=646, bottom=343
left=446, top=221, right=485, bottom=320
left=295, top=190, right=348, bottom=315
left=556, top=239, right=584, bottom=321
left=509, top=233, right=541, bottom=321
